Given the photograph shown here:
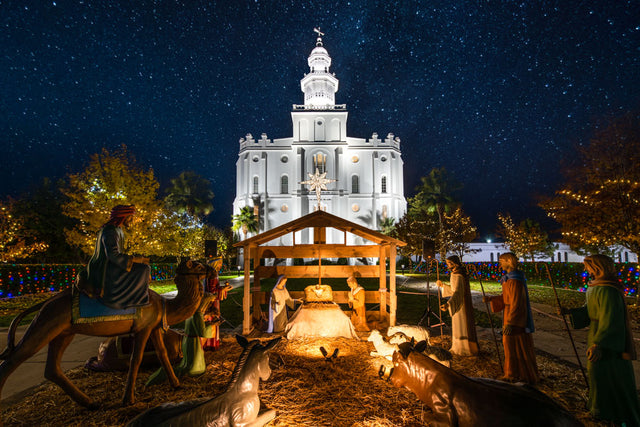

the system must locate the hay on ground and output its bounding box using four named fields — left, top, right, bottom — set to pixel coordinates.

left=1, top=333, right=604, bottom=426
